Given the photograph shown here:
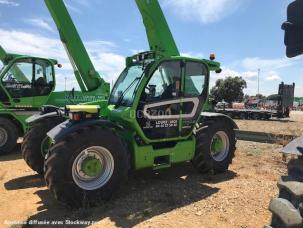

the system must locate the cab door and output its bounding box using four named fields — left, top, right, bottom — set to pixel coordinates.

left=1, top=59, right=35, bottom=107
left=1, top=58, right=55, bottom=108
left=32, top=59, right=55, bottom=107
left=180, top=61, right=209, bottom=137
left=137, top=60, right=182, bottom=140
